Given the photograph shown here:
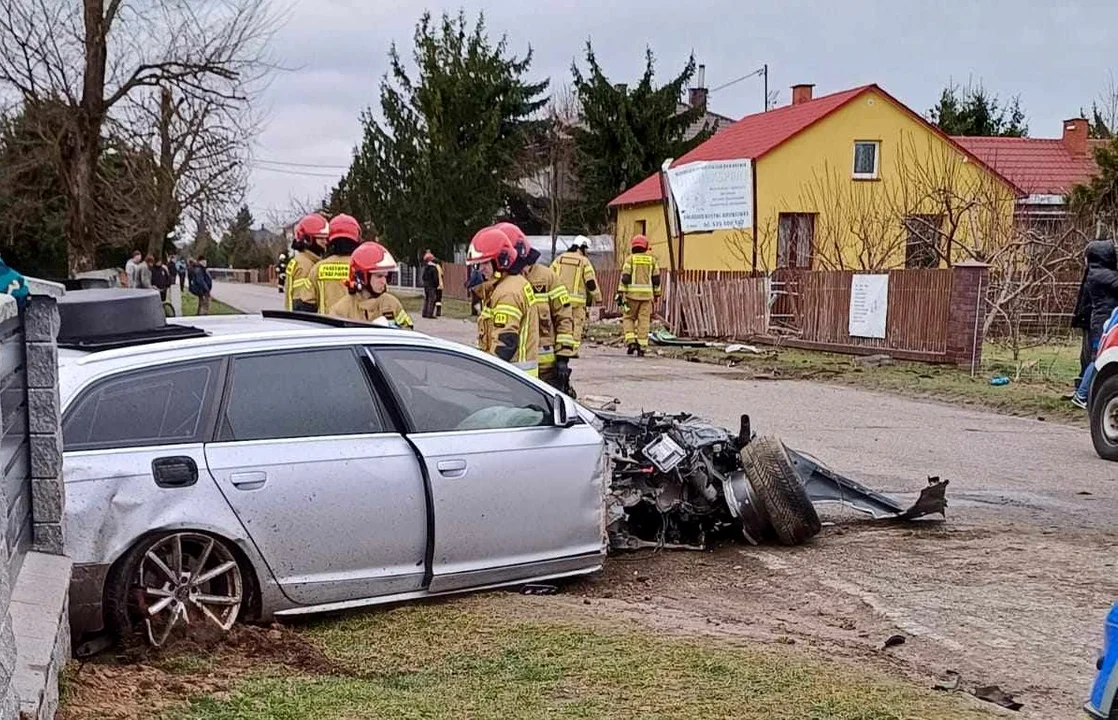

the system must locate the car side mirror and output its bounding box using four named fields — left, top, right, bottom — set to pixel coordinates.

left=552, top=393, right=579, bottom=428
